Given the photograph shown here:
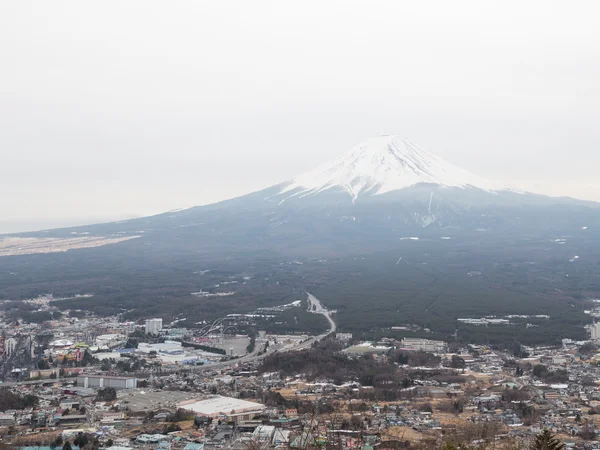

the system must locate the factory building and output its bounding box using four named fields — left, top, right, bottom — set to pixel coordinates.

left=400, top=338, right=448, bottom=354
left=179, top=396, right=264, bottom=423
left=77, top=374, right=137, bottom=389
